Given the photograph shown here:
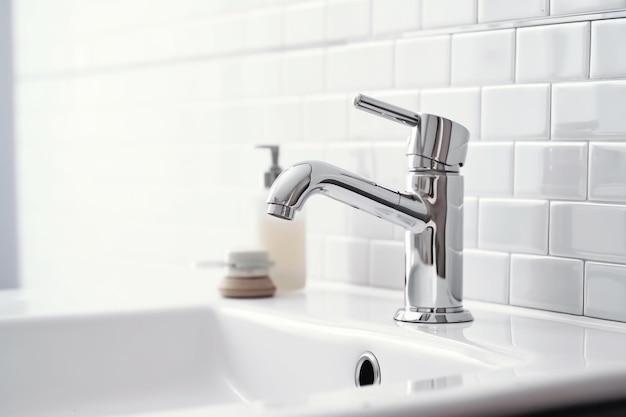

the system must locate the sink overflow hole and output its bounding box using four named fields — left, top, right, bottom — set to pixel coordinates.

left=355, top=352, right=381, bottom=387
